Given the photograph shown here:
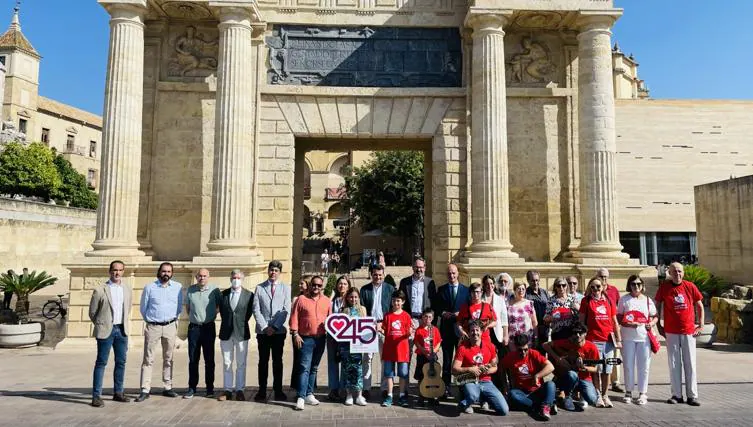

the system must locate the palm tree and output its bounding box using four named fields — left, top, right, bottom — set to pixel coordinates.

left=0, top=269, right=58, bottom=322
